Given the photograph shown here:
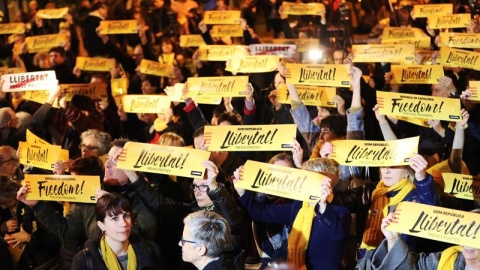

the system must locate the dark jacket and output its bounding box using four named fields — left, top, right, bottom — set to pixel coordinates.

left=203, top=253, right=244, bottom=270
